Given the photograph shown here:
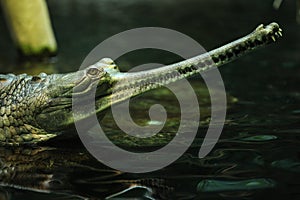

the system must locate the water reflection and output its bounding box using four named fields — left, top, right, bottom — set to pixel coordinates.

left=1, top=140, right=297, bottom=199
left=0, top=146, right=174, bottom=199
